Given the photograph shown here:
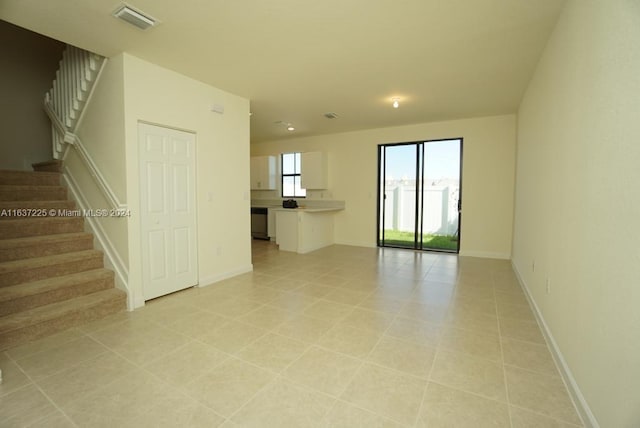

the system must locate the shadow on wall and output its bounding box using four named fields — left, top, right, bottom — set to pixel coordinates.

left=0, top=20, right=65, bottom=170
